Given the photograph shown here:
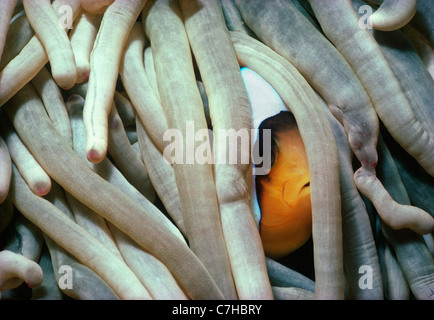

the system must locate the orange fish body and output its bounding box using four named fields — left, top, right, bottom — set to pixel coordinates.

left=256, top=124, right=312, bottom=260
left=241, top=67, right=312, bottom=260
